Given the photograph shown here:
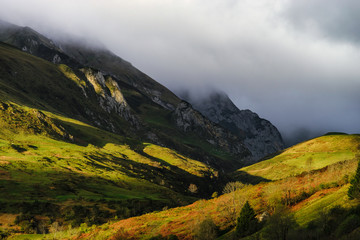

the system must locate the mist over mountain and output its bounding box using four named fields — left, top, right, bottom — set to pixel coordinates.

left=179, top=90, right=284, bottom=160
left=1, top=0, right=359, bottom=140
left=1, top=3, right=360, bottom=239
left=0, top=21, right=259, bottom=168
